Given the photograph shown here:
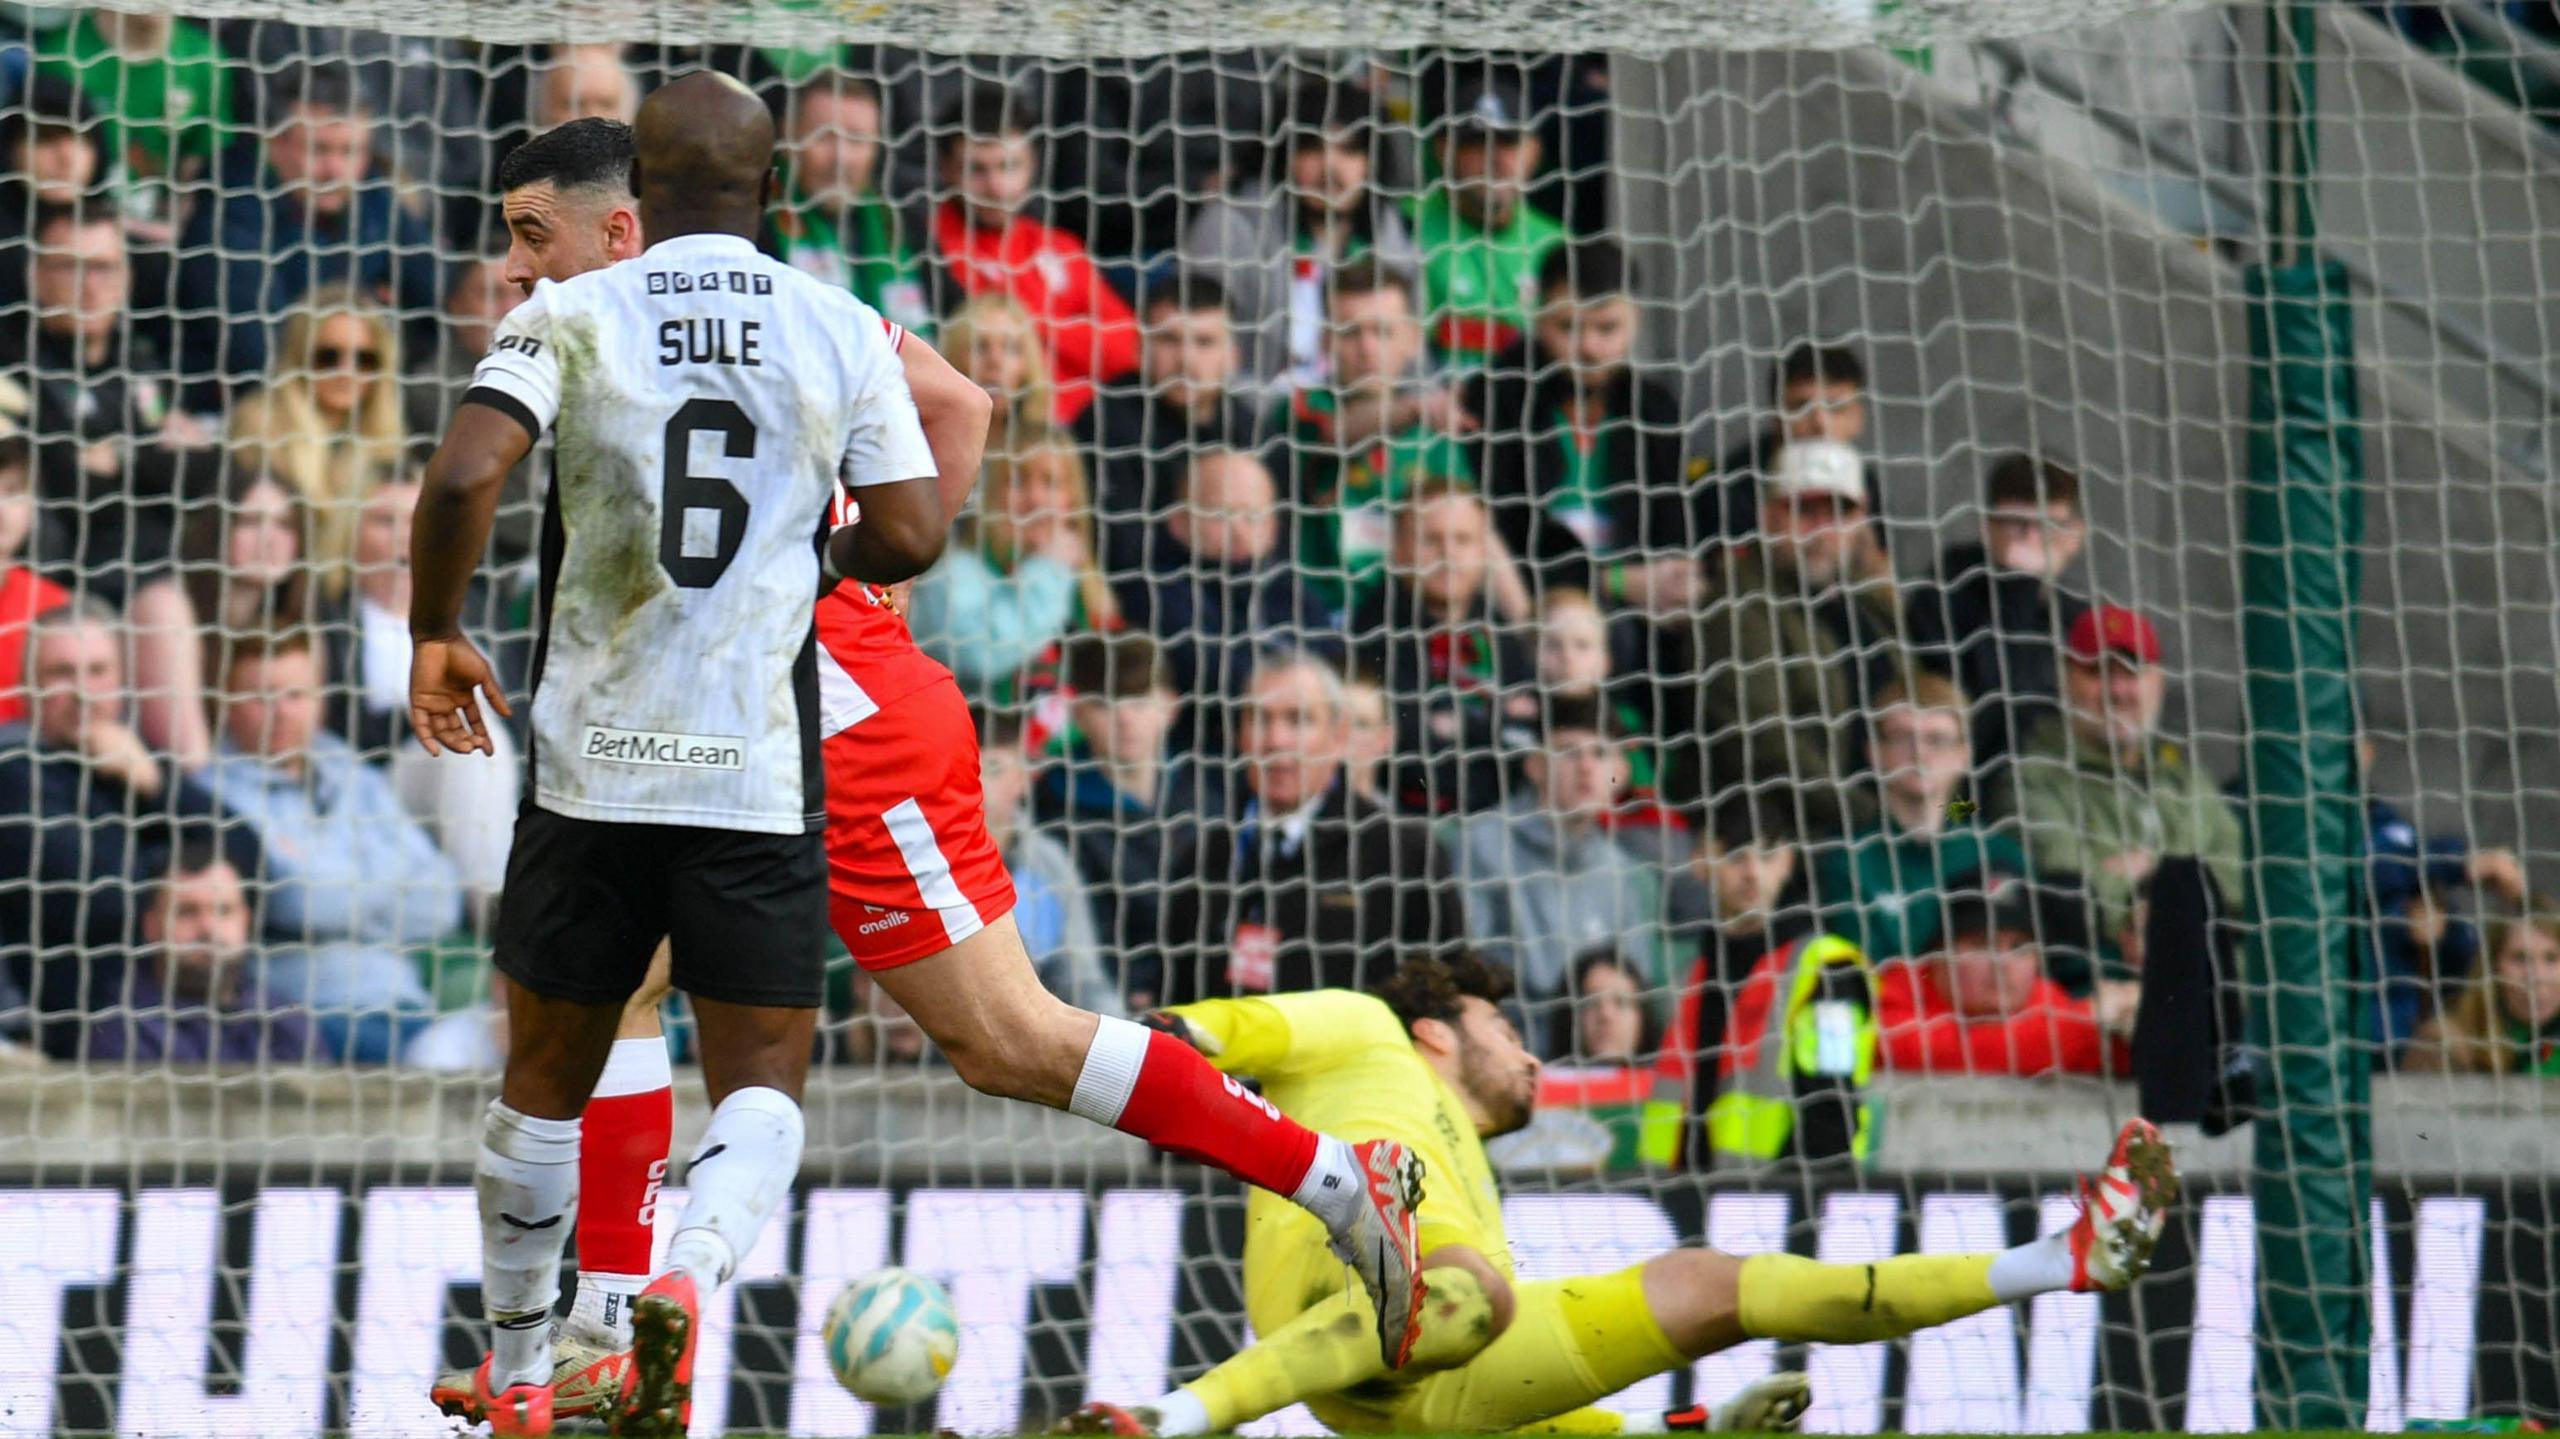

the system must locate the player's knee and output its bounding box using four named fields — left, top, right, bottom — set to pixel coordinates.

left=1639, top=1248, right=1747, bottom=1359
left=937, top=1000, right=1084, bottom=1104
left=938, top=1030, right=1013, bottom=1096
left=1412, top=1247, right=1513, bottom=1369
